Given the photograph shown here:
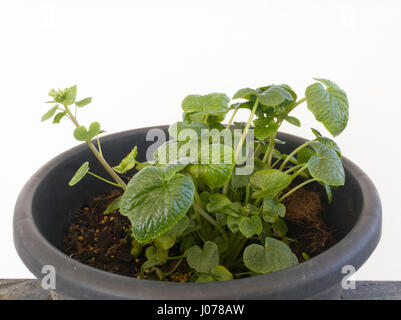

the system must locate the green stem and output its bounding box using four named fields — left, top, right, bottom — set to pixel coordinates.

left=284, top=163, right=305, bottom=174
left=165, top=259, right=183, bottom=277
left=234, top=97, right=260, bottom=160
left=225, top=108, right=239, bottom=130
left=292, top=164, right=308, bottom=180
left=245, top=184, right=250, bottom=204
left=279, top=141, right=311, bottom=171
left=262, top=132, right=277, bottom=167
left=87, top=172, right=120, bottom=187
left=286, top=97, right=306, bottom=114
left=223, top=98, right=259, bottom=196
left=192, top=202, right=228, bottom=243
left=163, top=255, right=186, bottom=261
left=279, top=178, right=316, bottom=201
left=63, top=105, right=127, bottom=190
left=96, top=136, right=103, bottom=157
